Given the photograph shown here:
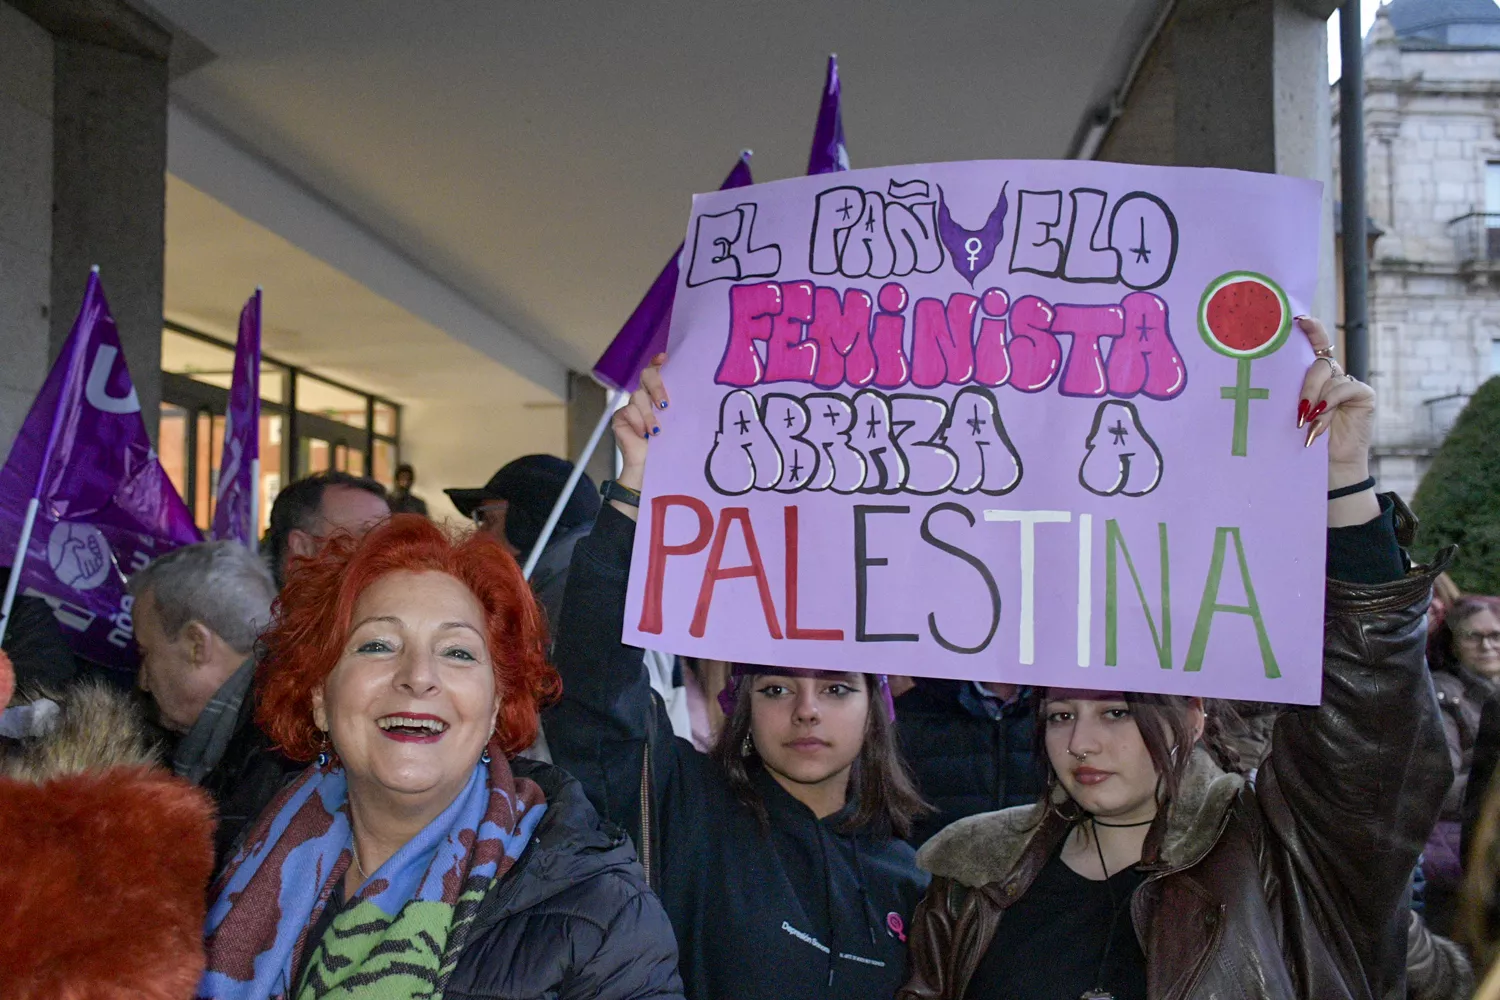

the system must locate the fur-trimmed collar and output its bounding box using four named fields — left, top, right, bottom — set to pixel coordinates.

left=1, top=682, right=159, bottom=783
left=917, top=747, right=1246, bottom=887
